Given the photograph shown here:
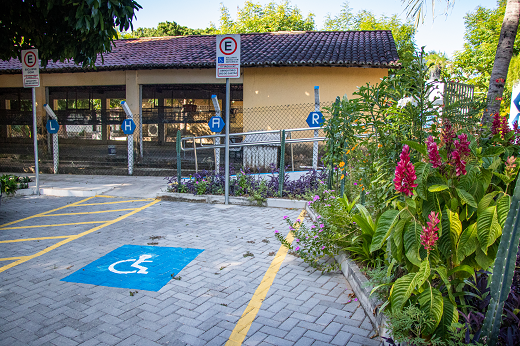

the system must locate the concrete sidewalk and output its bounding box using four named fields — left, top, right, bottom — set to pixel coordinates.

left=2, top=173, right=170, bottom=198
